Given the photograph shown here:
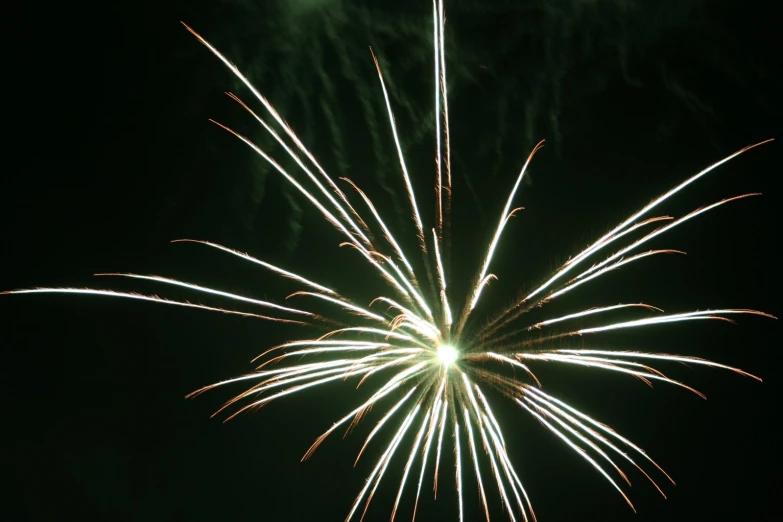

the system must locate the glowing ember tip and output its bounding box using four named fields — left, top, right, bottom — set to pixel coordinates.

left=437, top=344, right=458, bottom=366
